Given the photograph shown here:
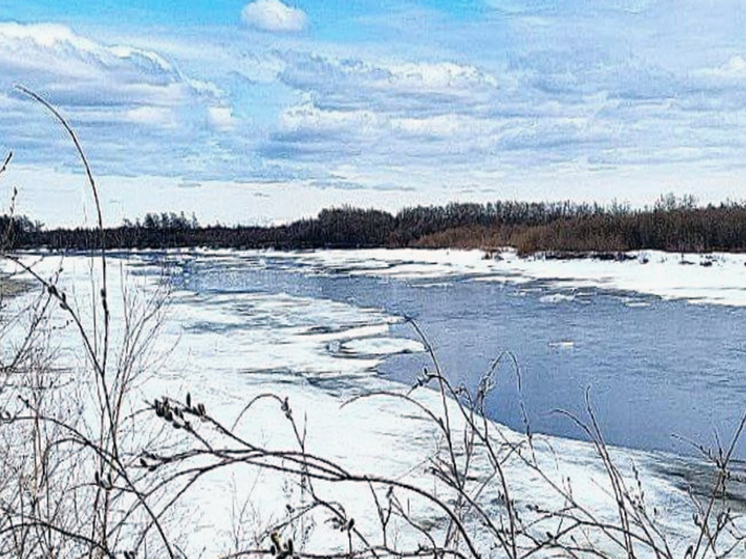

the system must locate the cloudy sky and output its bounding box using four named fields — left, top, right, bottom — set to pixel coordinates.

left=1, top=0, right=746, bottom=226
